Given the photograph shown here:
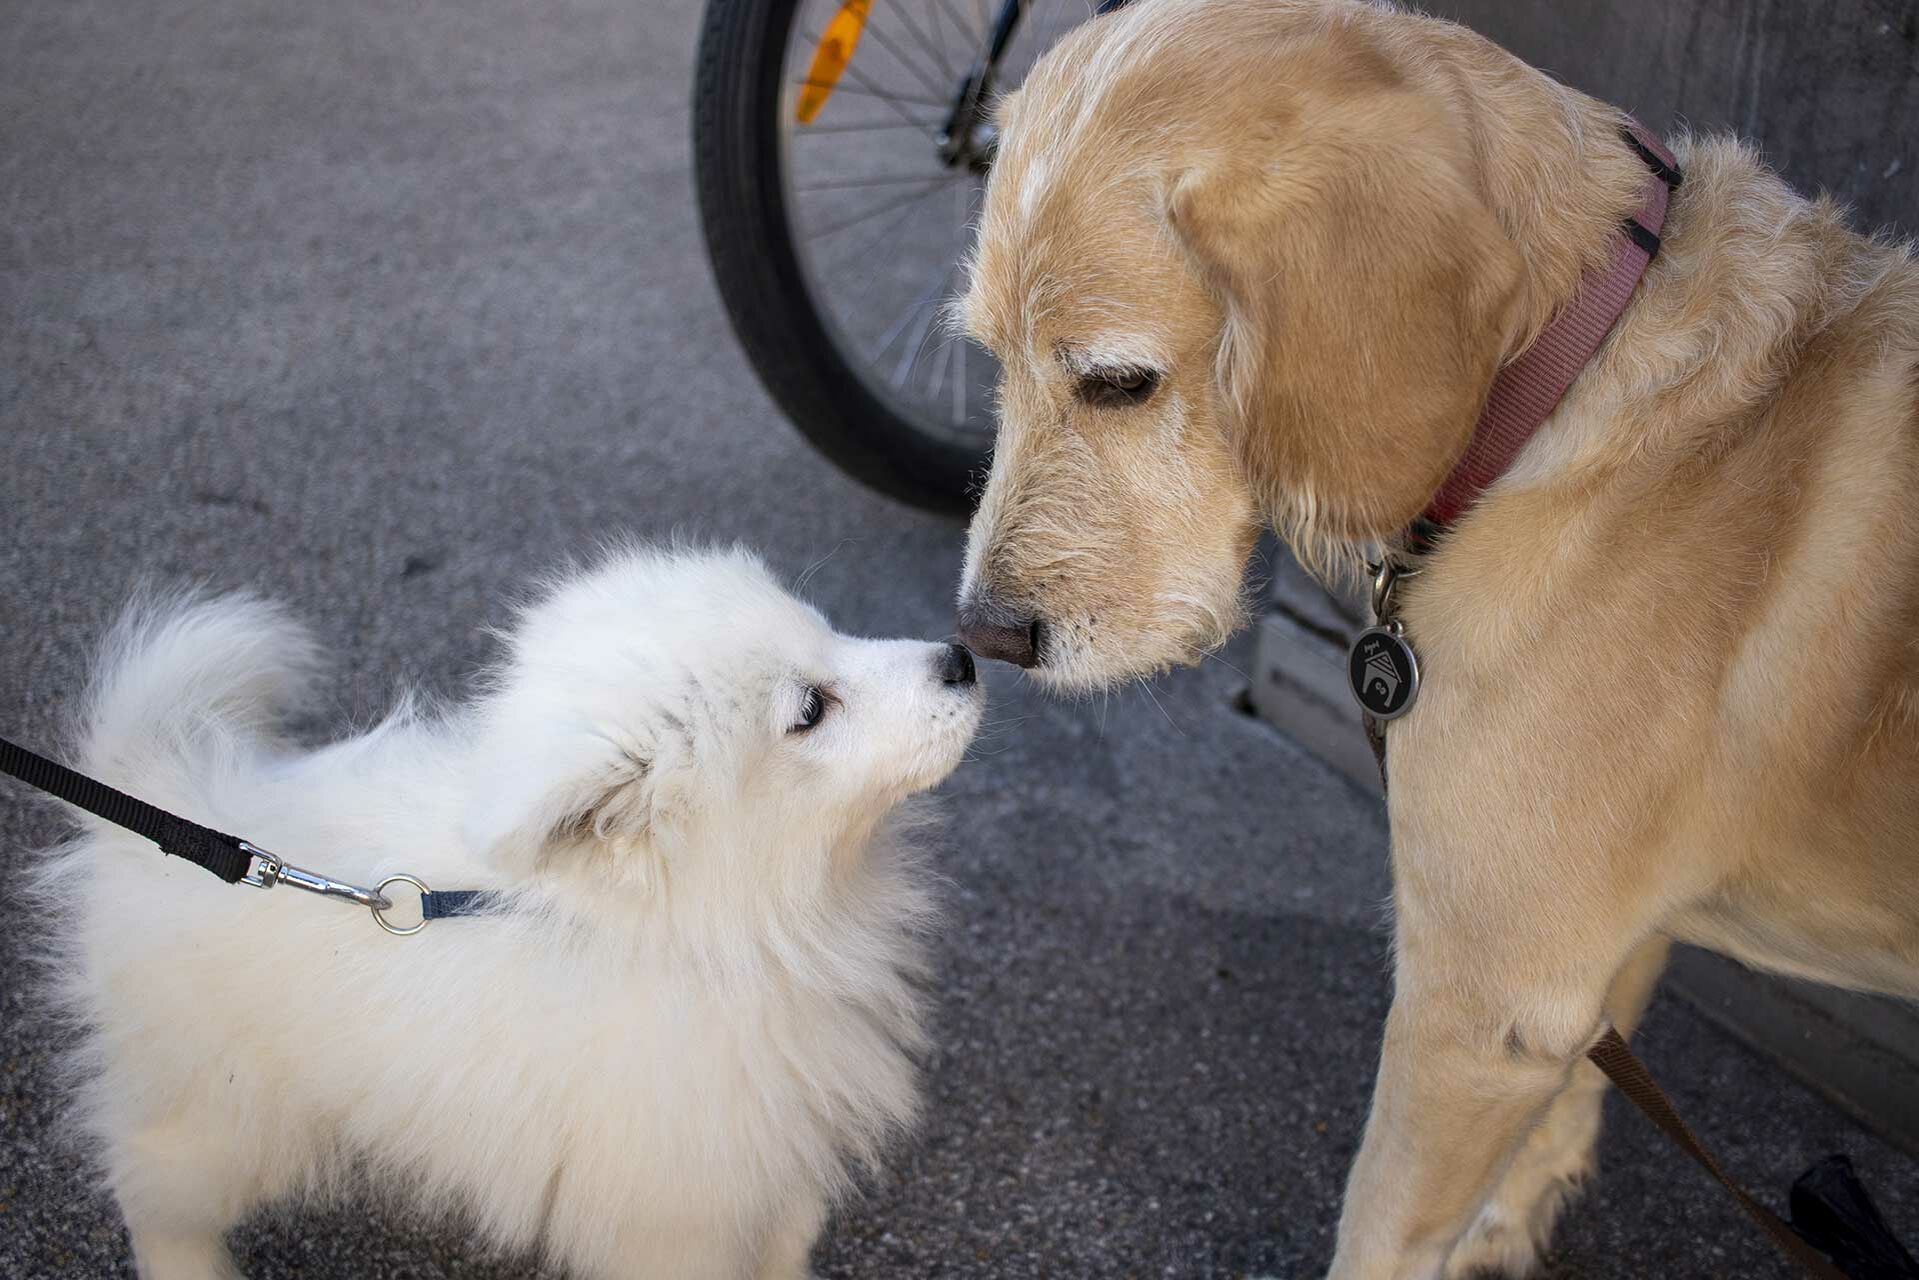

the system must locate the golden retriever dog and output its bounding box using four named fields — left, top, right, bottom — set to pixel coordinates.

left=951, top=0, right=1919, bottom=1276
